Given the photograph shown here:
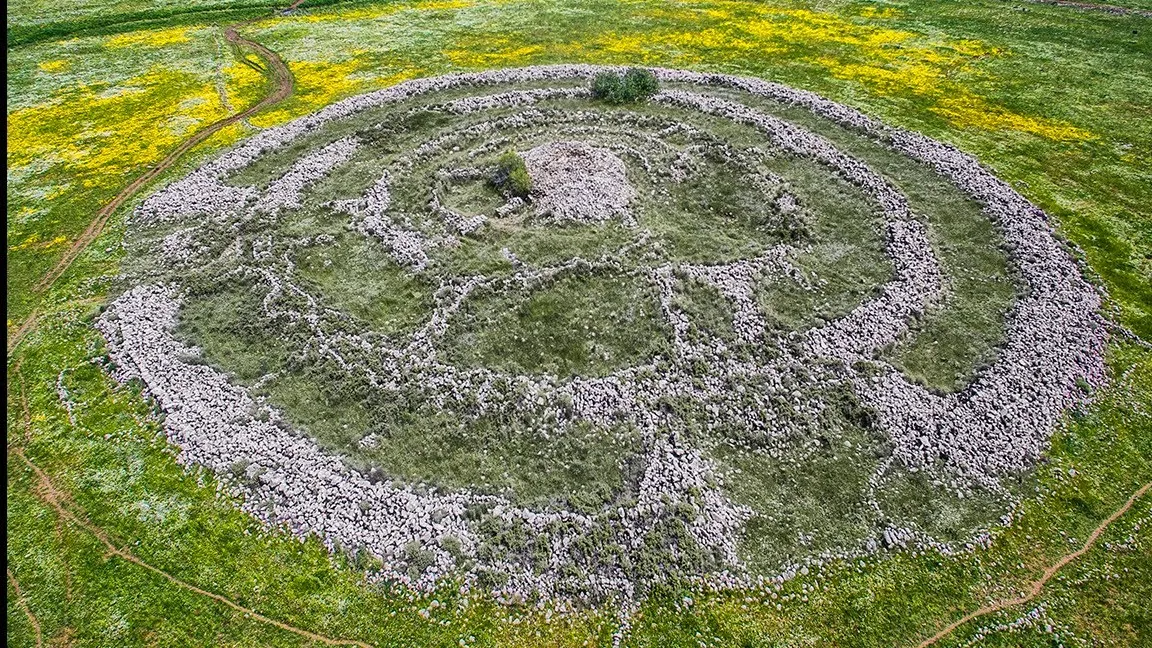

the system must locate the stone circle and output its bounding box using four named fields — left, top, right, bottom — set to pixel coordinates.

left=98, top=65, right=1109, bottom=606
